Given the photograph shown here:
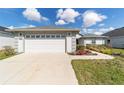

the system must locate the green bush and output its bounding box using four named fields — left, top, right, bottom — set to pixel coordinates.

left=101, top=49, right=112, bottom=55
left=0, top=50, right=7, bottom=59
left=76, top=45, right=85, bottom=50
left=3, top=46, right=16, bottom=56
left=86, top=45, right=113, bottom=55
